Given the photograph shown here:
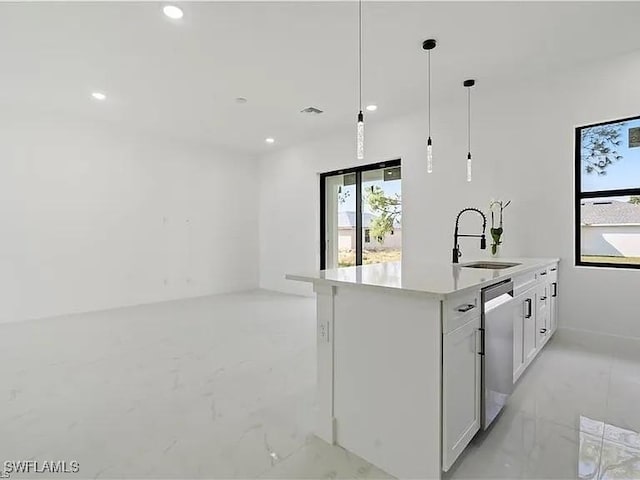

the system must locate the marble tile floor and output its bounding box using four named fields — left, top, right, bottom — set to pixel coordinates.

left=448, top=329, right=640, bottom=480
left=1, top=291, right=639, bottom=479
left=1, top=291, right=320, bottom=479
